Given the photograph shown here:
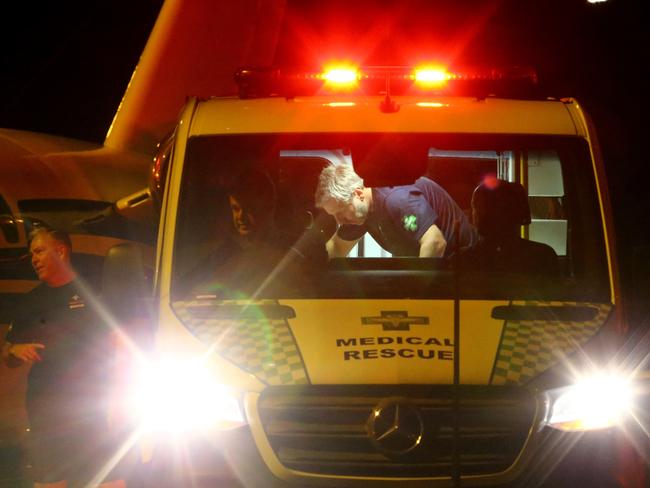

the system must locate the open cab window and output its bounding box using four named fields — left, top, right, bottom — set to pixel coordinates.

left=171, top=133, right=609, bottom=303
